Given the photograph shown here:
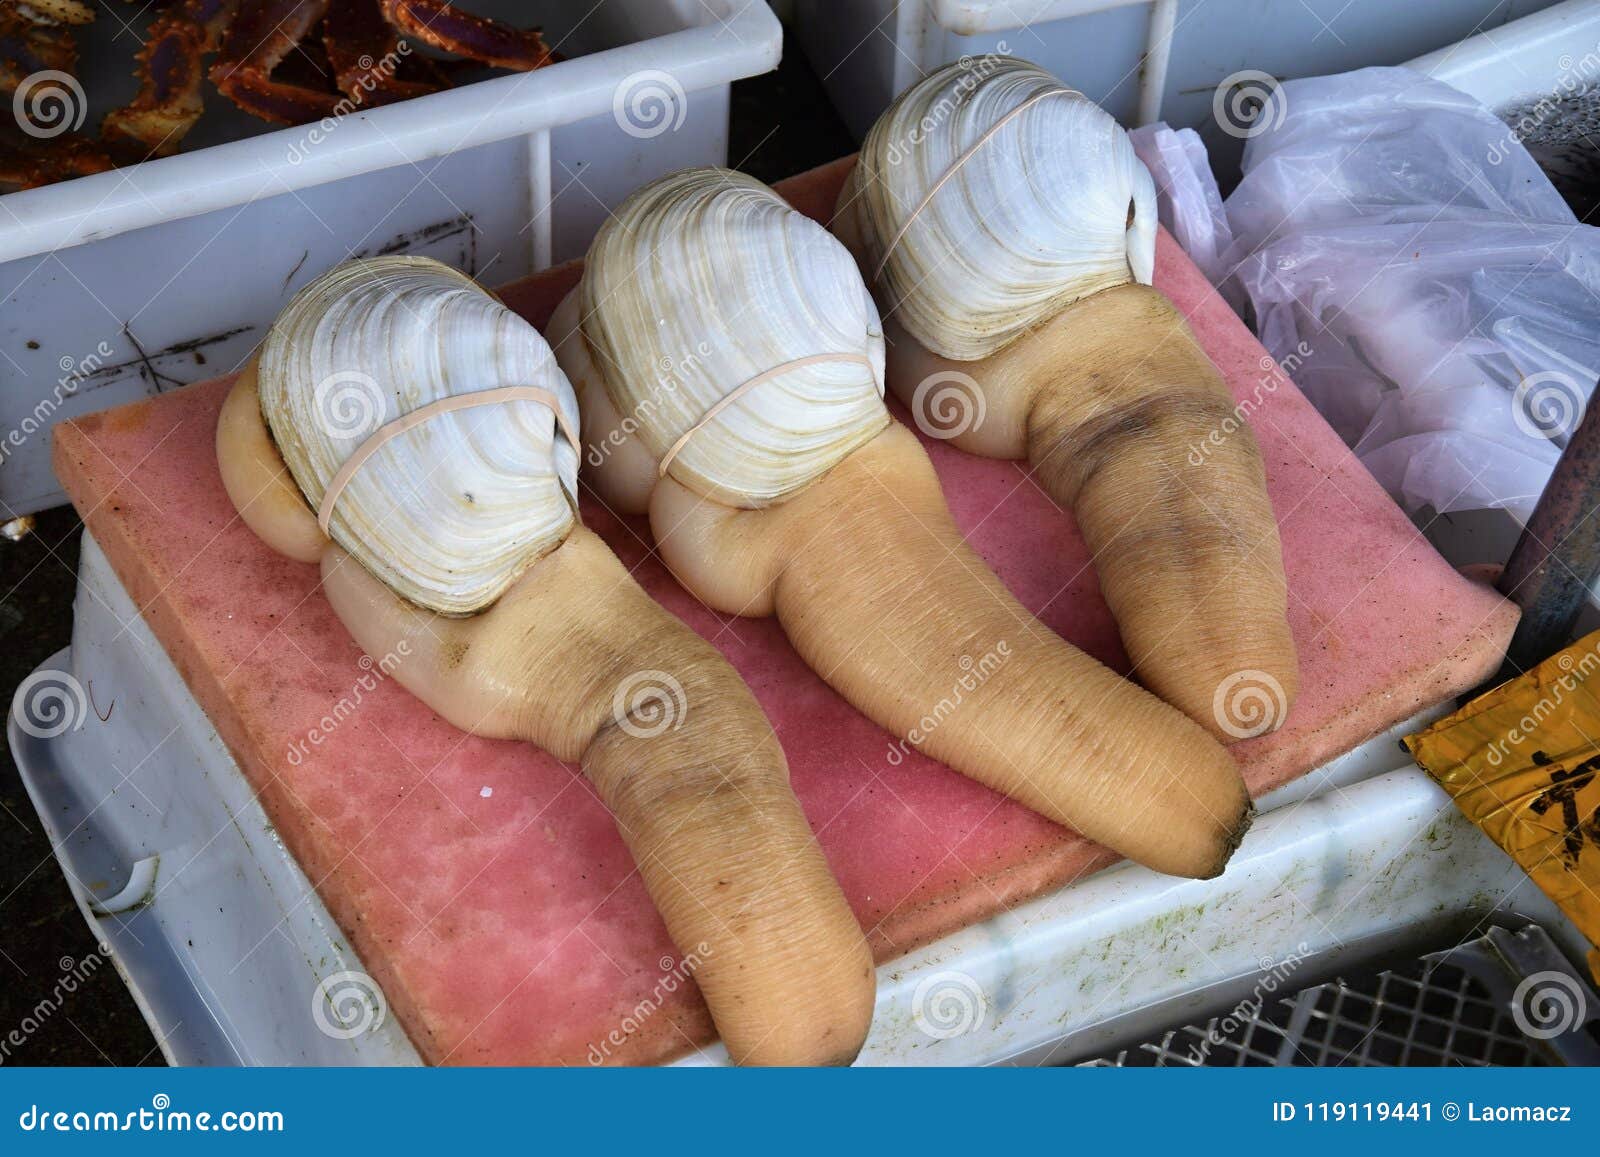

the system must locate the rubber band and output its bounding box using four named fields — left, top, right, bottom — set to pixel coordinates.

left=656, top=352, right=877, bottom=479
left=872, top=85, right=1080, bottom=284
left=317, top=385, right=578, bottom=535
